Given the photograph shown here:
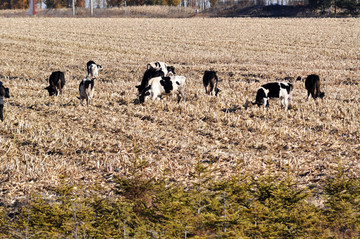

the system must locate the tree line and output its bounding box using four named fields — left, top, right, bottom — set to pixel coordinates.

left=0, top=0, right=181, bottom=9
left=1, top=0, right=359, bottom=14
left=308, top=0, right=359, bottom=15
